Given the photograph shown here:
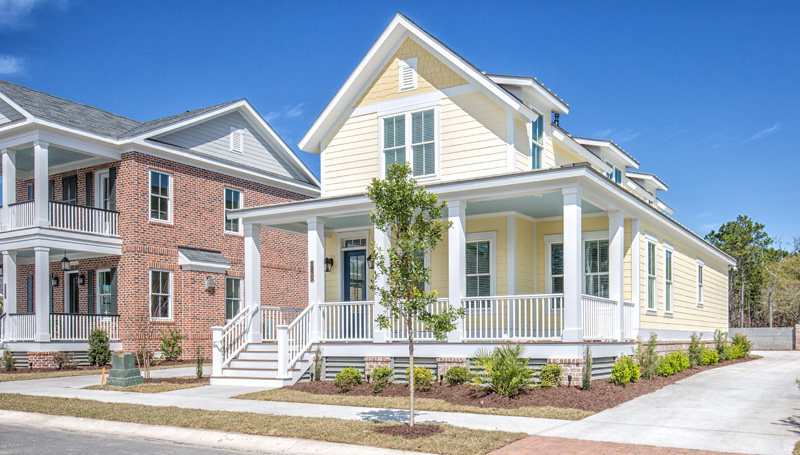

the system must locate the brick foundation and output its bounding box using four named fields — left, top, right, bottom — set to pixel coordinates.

left=547, top=358, right=583, bottom=384
left=364, top=356, right=391, bottom=379
left=27, top=351, right=58, bottom=369
left=436, top=357, right=466, bottom=379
